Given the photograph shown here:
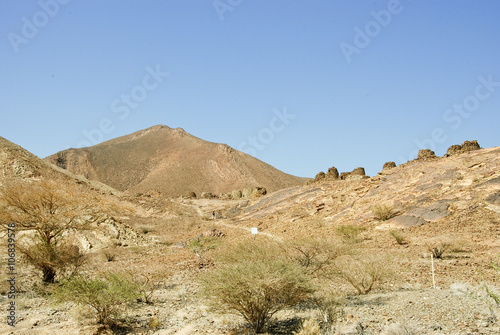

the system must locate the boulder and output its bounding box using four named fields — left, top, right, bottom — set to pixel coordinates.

left=252, top=187, right=267, bottom=197
left=185, top=191, right=197, bottom=199
left=231, top=190, right=242, bottom=199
